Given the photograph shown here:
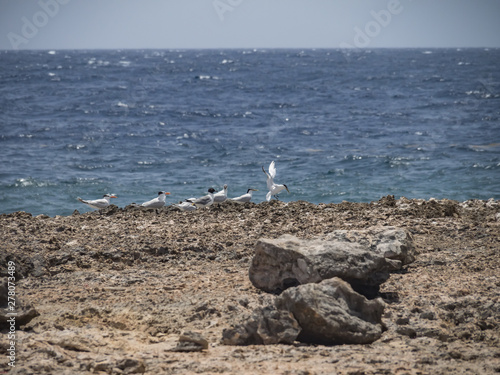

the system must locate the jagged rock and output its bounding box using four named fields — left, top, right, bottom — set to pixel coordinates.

left=222, top=305, right=301, bottom=345
left=249, top=227, right=414, bottom=296
left=117, top=358, right=146, bottom=374
left=93, top=358, right=145, bottom=374
left=48, top=330, right=93, bottom=352
left=171, top=331, right=209, bottom=352
left=276, top=277, right=385, bottom=345
left=324, top=226, right=415, bottom=265
left=92, top=359, right=114, bottom=373
left=0, top=278, right=39, bottom=329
